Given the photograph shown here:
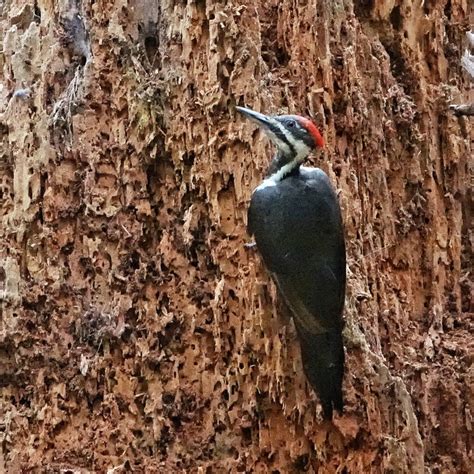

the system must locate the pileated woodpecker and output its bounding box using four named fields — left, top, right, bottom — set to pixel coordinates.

left=237, top=106, right=346, bottom=418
